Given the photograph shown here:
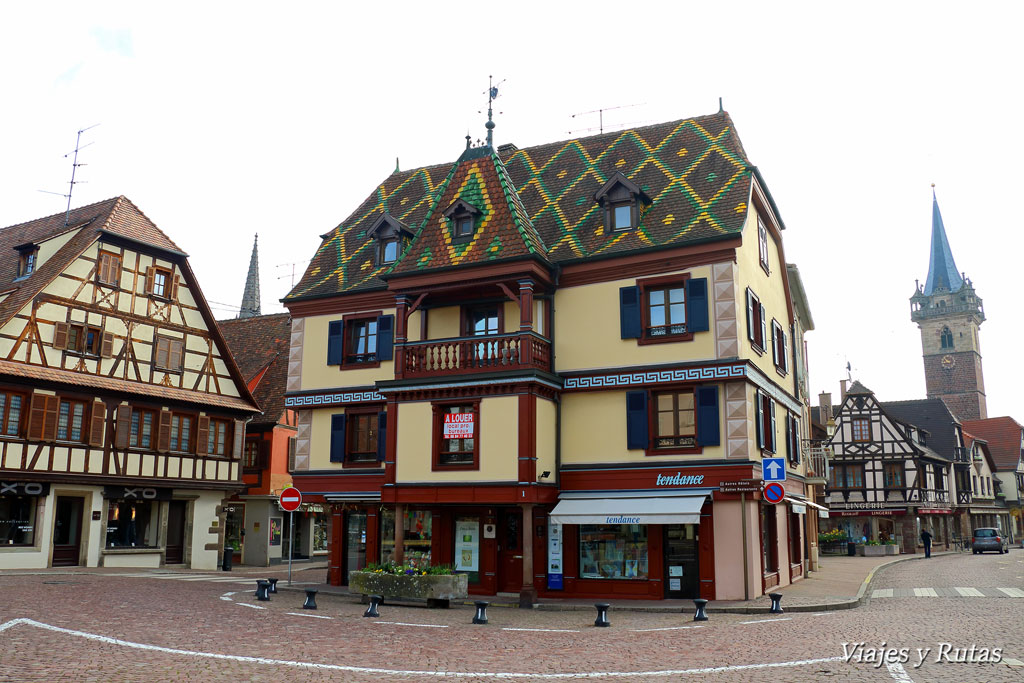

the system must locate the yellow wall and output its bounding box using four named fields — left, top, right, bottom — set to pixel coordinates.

left=427, top=305, right=460, bottom=339
left=536, top=397, right=557, bottom=478
left=36, top=228, right=80, bottom=271
left=300, top=311, right=396, bottom=391
left=396, top=397, right=519, bottom=483
left=554, top=265, right=716, bottom=372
